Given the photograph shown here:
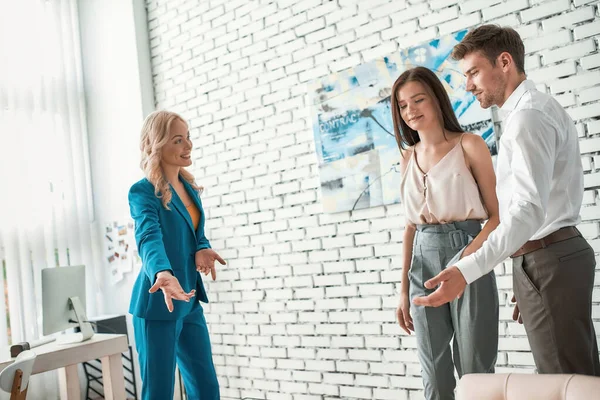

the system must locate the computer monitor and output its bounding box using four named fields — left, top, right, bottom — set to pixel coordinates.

left=41, top=265, right=94, bottom=344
